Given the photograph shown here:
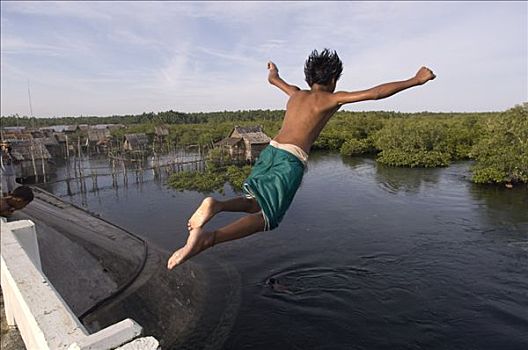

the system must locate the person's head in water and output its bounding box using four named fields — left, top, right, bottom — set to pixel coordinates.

left=1, top=186, right=34, bottom=217
left=304, top=49, right=343, bottom=91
